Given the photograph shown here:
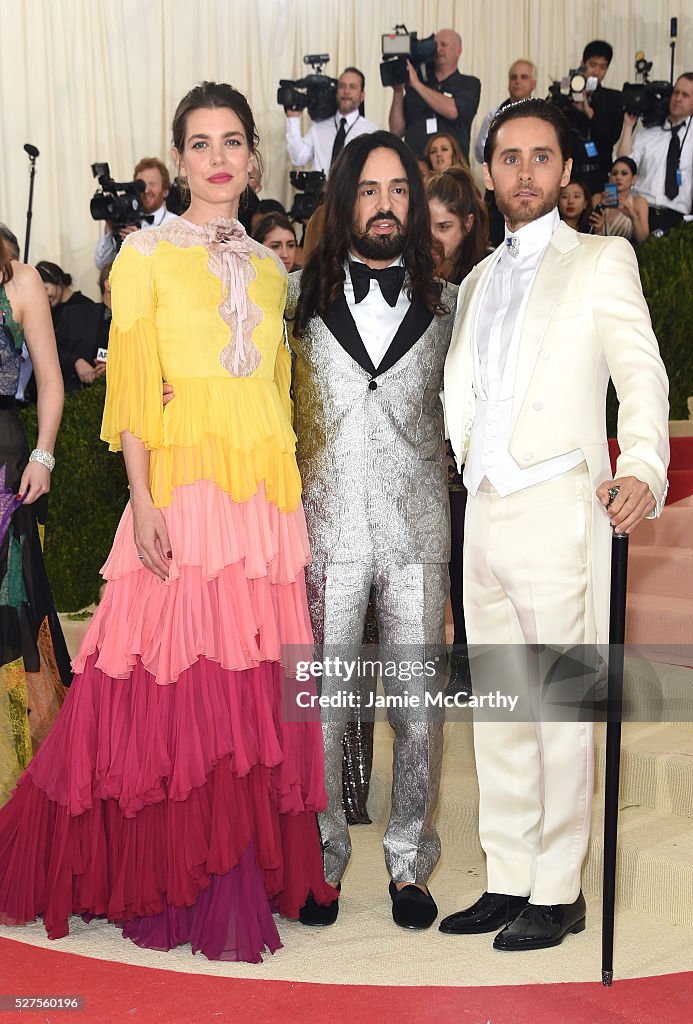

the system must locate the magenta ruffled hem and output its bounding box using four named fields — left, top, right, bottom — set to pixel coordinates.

left=0, top=654, right=337, bottom=961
